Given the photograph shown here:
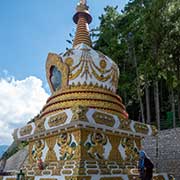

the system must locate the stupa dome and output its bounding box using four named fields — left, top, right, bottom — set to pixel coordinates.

left=47, top=43, right=119, bottom=93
